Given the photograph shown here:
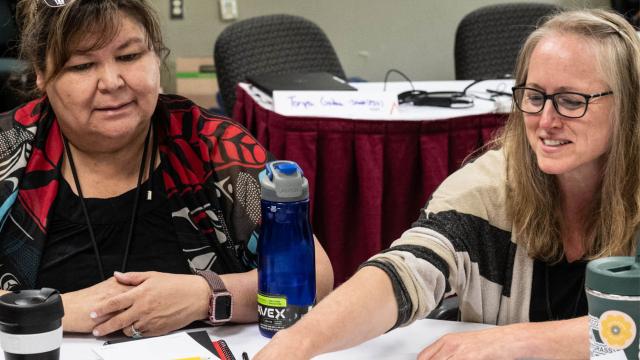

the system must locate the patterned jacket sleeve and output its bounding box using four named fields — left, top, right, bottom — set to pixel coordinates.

left=223, top=128, right=276, bottom=269
left=160, top=94, right=272, bottom=274
left=197, top=112, right=275, bottom=270
left=0, top=98, right=48, bottom=290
